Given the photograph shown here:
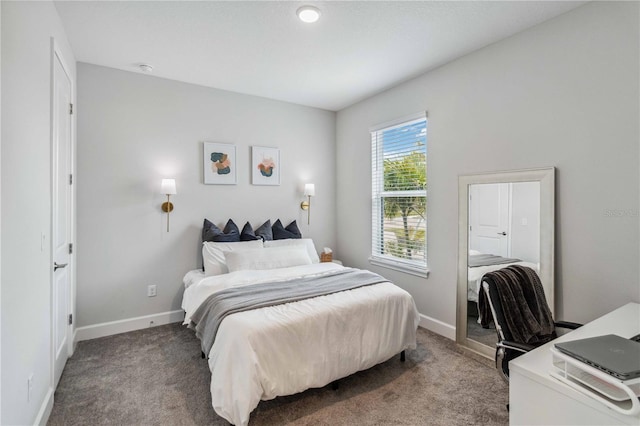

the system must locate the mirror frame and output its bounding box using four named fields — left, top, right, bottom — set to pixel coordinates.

left=456, top=167, right=555, bottom=359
